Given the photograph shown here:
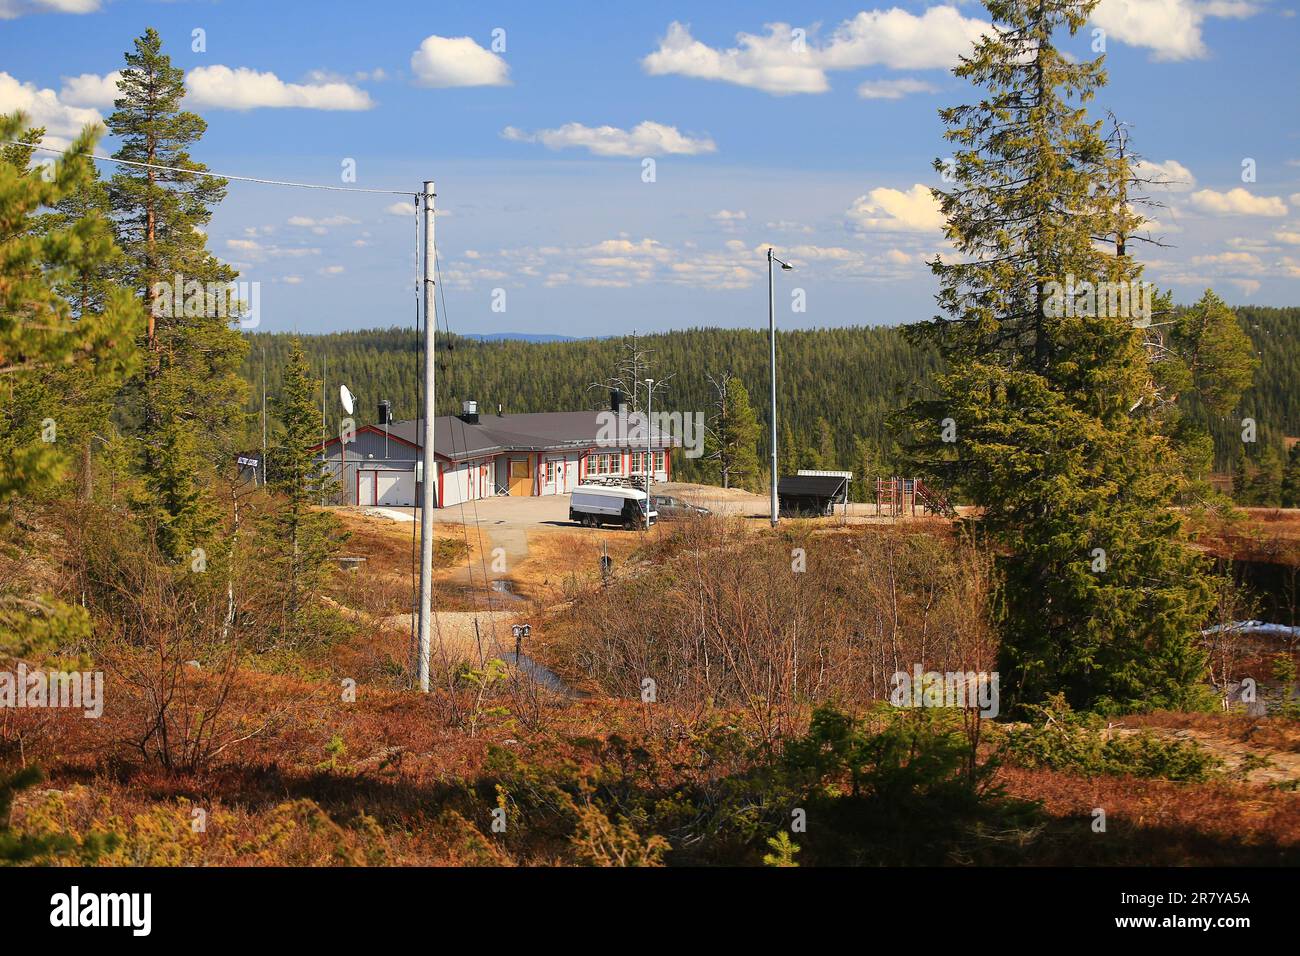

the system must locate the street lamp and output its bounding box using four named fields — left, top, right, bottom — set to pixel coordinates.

left=767, top=248, right=792, bottom=528
left=645, top=377, right=654, bottom=531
